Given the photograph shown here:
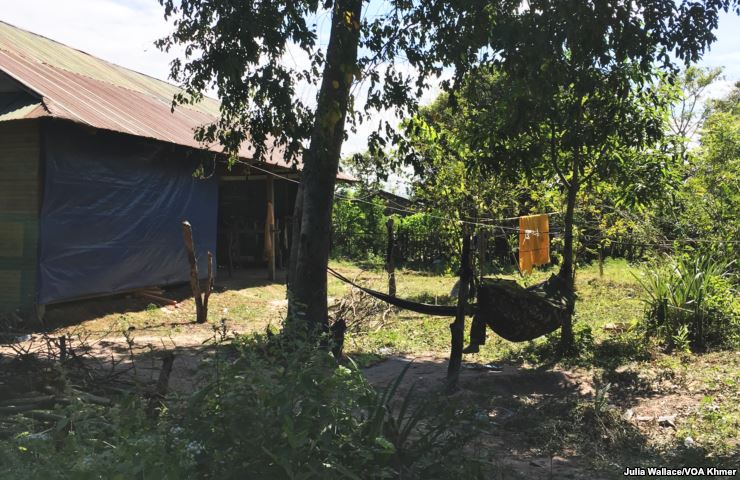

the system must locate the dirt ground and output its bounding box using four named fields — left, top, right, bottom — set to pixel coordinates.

left=363, top=354, right=605, bottom=479
left=2, top=331, right=734, bottom=478
left=2, top=264, right=737, bottom=478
